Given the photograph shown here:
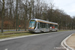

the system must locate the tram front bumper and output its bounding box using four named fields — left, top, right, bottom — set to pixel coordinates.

left=28, top=29, right=35, bottom=32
